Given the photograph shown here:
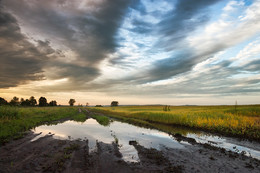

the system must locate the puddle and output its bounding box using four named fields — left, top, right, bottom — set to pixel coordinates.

left=32, top=118, right=186, bottom=162
left=32, top=118, right=260, bottom=162
left=187, top=133, right=260, bottom=159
